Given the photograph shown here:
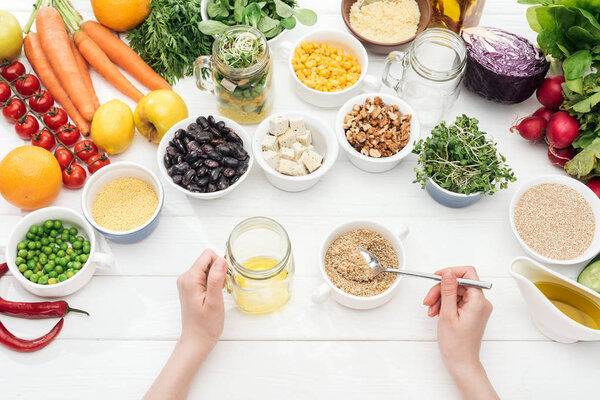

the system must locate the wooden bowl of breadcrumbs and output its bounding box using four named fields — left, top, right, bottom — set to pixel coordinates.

left=509, top=175, right=600, bottom=266
left=81, top=162, right=164, bottom=244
